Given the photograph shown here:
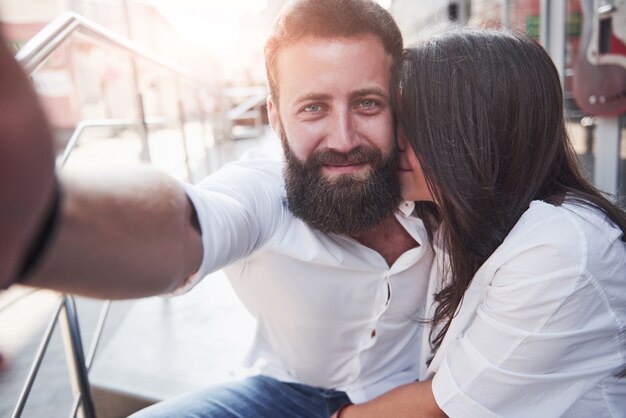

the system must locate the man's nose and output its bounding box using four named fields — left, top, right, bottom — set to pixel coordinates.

left=325, top=109, right=359, bottom=153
